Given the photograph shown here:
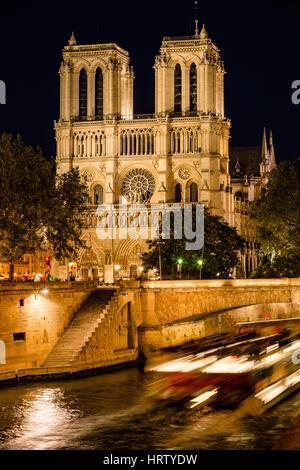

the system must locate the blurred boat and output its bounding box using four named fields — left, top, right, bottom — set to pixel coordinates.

left=148, top=333, right=300, bottom=412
